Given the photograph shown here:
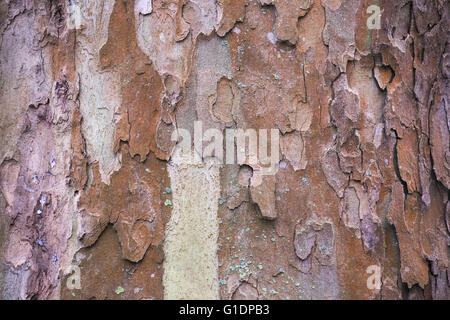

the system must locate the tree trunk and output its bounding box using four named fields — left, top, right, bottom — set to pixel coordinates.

left=0, top=0, right=448, bottom=300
